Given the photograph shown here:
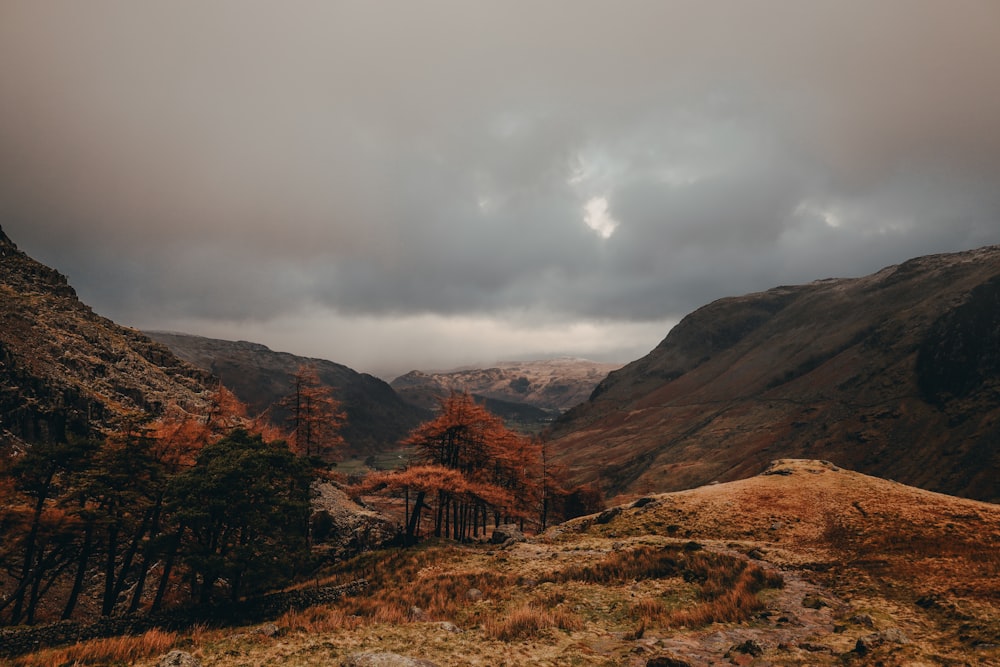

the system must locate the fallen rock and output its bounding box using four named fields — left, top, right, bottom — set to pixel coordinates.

left=726, top=639, right=764, bottom=657
left=802, top=595, right=829, bottom=609
left=596, top=507, right=622, bottom=524
left=646, top=654, right=693, bottom=667
left=849, top=612, right=875, bottom=628
left=465, top=588, right=483, bottom=601
left=854, top=628, right=909, bottom=655
left=157, top=651, right=201, bottom=667
left=256, top=622, right=282, bottom=638
left=490, top=524, right=526, bottom=544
